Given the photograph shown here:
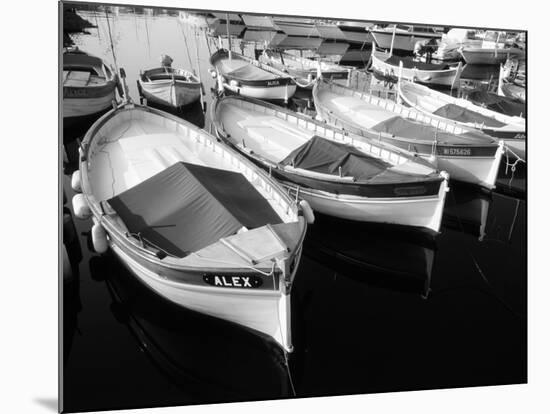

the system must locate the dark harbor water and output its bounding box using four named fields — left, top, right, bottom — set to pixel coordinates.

left=62, top=7, right=527, bottom=413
